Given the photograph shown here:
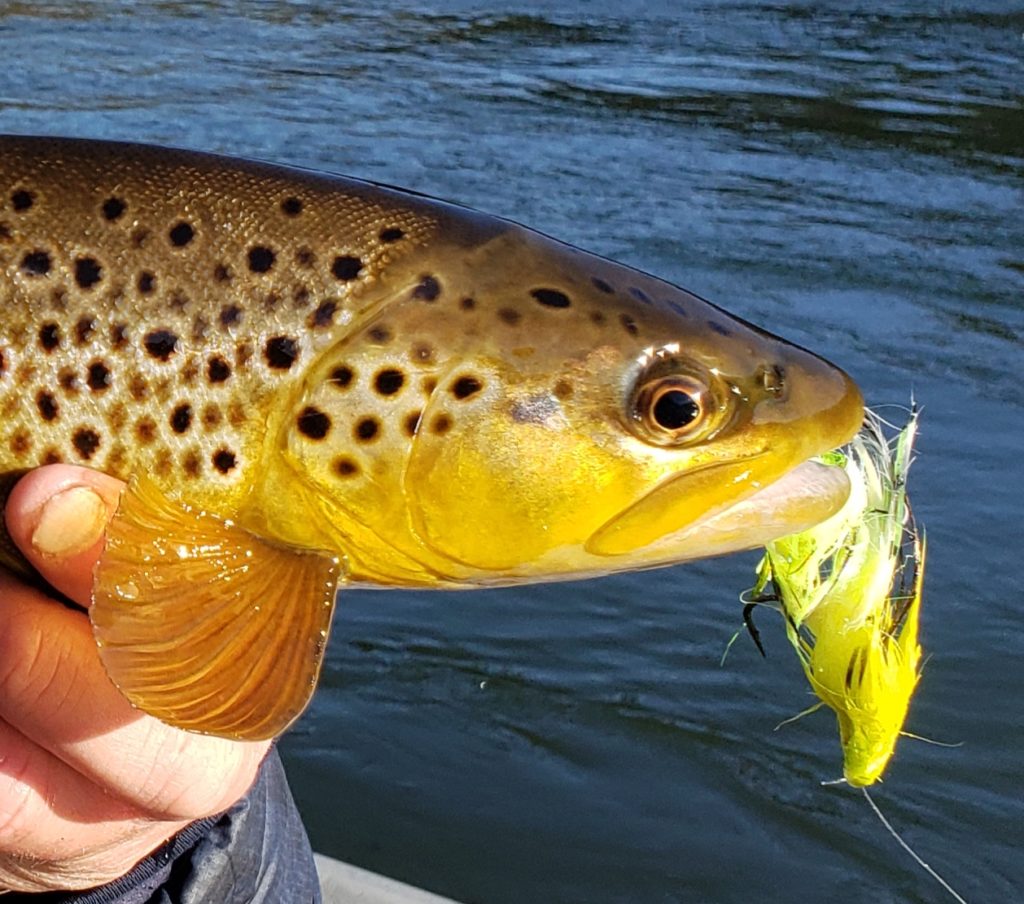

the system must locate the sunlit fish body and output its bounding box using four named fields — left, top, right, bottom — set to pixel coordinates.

left=0, top=137, right=863, bottom=738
